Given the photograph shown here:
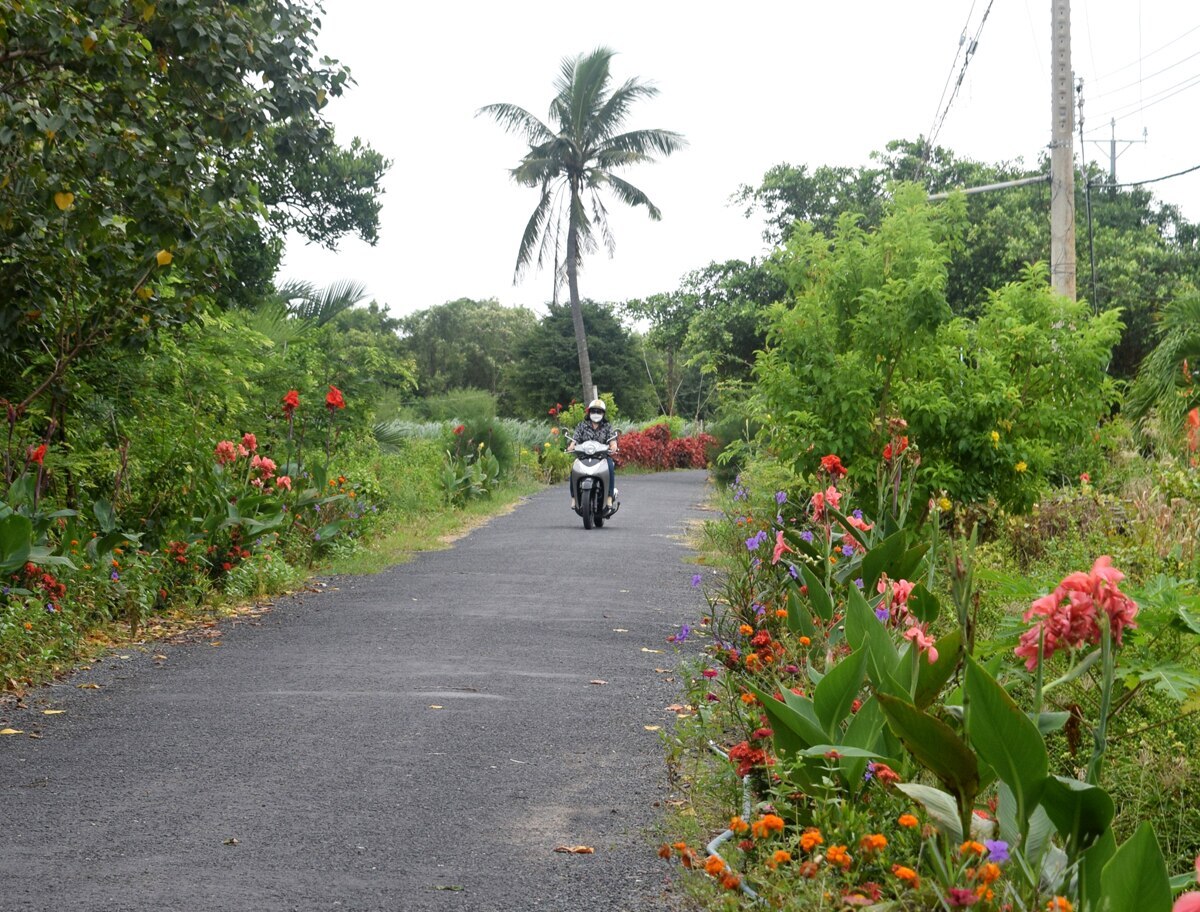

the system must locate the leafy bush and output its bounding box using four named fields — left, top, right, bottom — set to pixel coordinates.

left=614, top=422, right=716, bottom=470
left=412, top=387, right=498, bottom=422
